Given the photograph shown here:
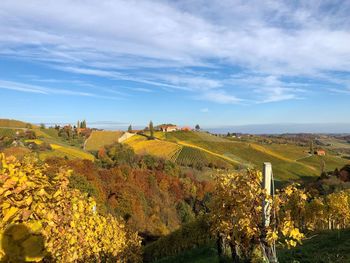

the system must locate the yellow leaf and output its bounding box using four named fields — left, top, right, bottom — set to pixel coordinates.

left=3, top=207, right=19, bottom=223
